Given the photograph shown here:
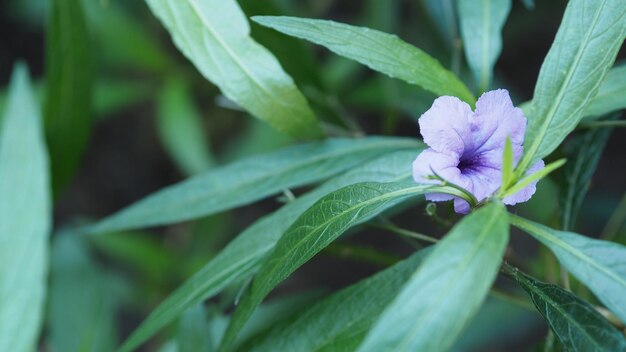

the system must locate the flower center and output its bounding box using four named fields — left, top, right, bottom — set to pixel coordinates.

left=458, top=154, right=482, bottom=174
